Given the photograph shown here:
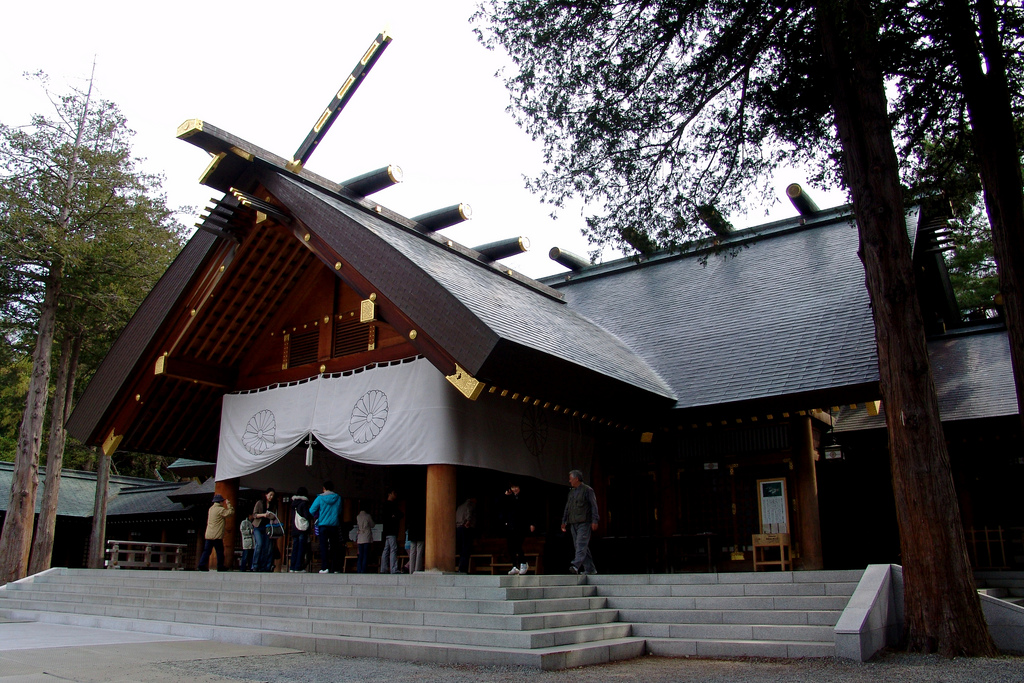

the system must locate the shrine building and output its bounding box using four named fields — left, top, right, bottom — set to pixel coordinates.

left=65, top=38, right=1021, bottom=574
